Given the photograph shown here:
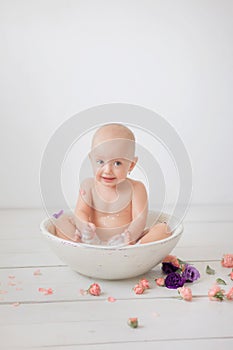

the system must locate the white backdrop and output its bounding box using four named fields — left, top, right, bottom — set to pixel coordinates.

left=0, top=0, right=233, bottom=208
